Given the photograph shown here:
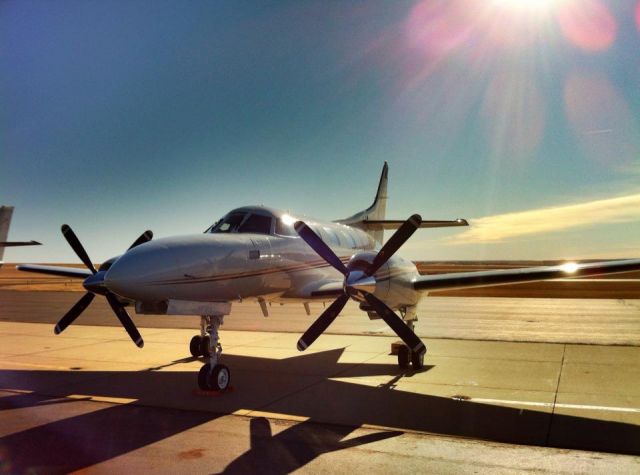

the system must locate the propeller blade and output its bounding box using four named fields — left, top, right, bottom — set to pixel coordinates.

left=294, top=221, right=349, bottom=276
left=297, top=293, right=349, bottom=351
left=128, top=230, right=153, bottom=250
left=368, top=214, right=421, bottom=276
left=105, top=292, right=144, bottom=348
left=54, top=292, right=95, bottom=334
left=363, top=293, right=426, bottom=356
left=61, top=224, right=97, bottom=274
